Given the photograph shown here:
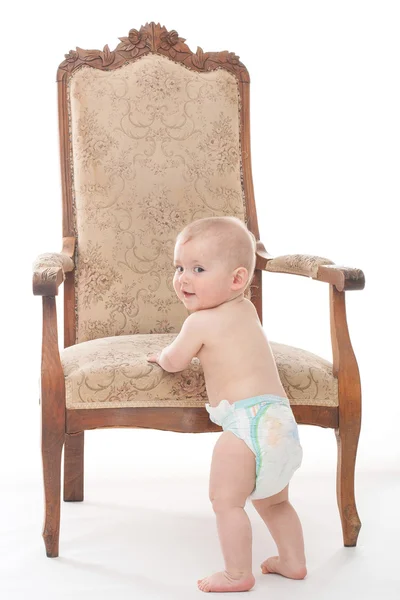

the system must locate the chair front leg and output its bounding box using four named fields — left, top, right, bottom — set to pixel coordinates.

left=330, top=285, right=362, bottom=547
left=42, top=434, right=64, bottom=557
left=335, top=421, right=362, bottom=546
left=41, top=296, right=66, bottom=557
left=64, top=431, right=84, bottom=502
